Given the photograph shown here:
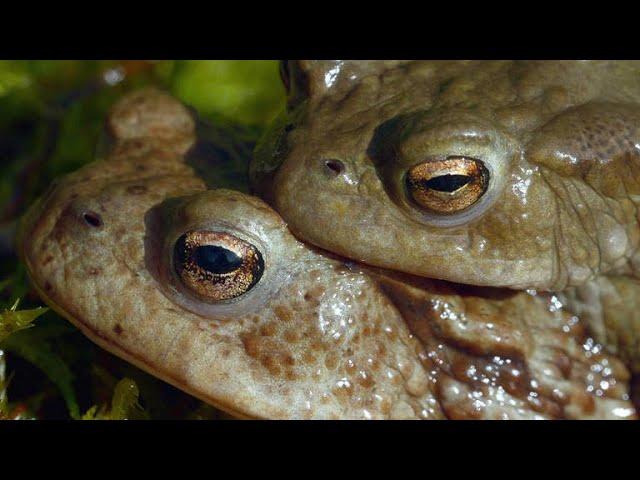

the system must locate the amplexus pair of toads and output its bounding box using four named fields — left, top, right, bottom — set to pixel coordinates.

left=20, top=61, right=640, bottom=419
